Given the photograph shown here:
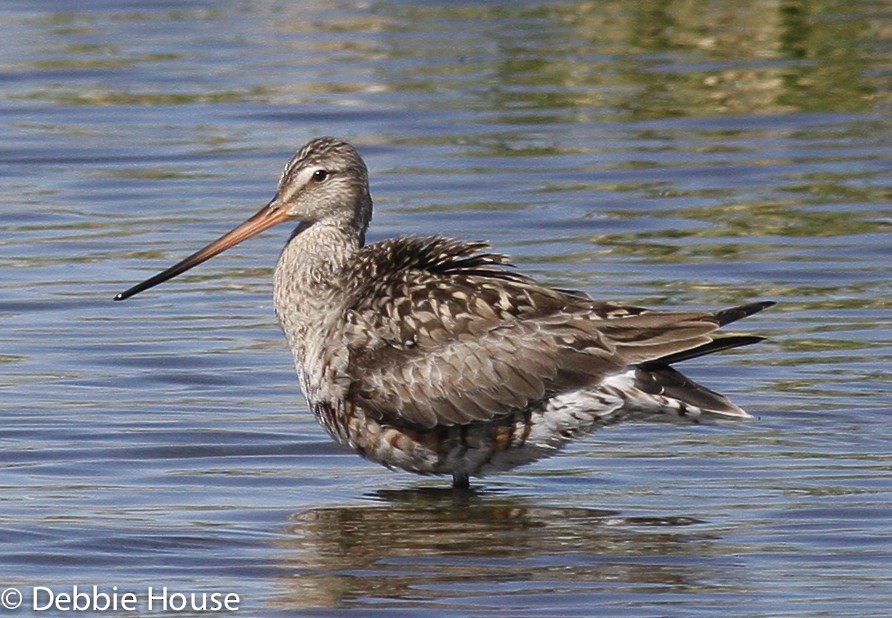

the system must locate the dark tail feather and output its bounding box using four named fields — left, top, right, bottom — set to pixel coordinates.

left=634, top=366, right=749, bottom=418
left=640, top=335, right=765, bottom=369
left=714, top=301, right=775, bottom=327
left=632, top=301, right=774, bottom=418
left=639, top=300, right=773, bottom=368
